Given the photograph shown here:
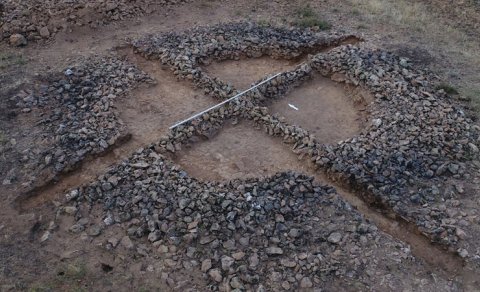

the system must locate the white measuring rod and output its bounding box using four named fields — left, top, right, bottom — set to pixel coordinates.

left=169, top=72, right=283, bottom=130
